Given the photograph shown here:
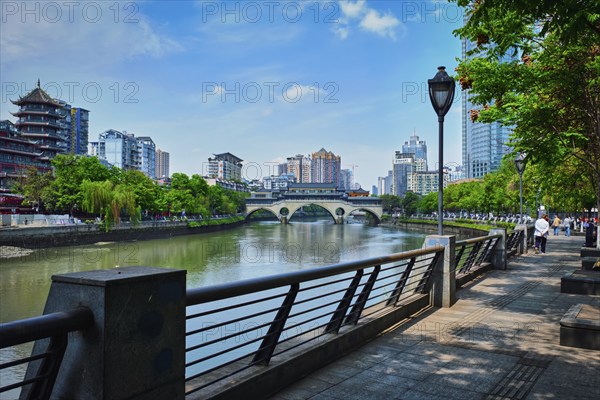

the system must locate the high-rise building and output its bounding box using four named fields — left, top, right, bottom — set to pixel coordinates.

left=392, top=152, right=414, bottom=197
left=311, top=148, right=341, bottom=187
left=408, top=170, right=449, bottom=196
left=462, top=38, right=513, bottom=178
left=57, top=104, right=90, bottom=155
left=377, top=170, right=393, bottom=196
left=339, top=169, right=353, bottom=191
left=207, top=152, right=243, bottom=181
left=402, top=132, right=428, bottom=170
left=95, top=129, right=139, bottom=171
left=69, top=107, right=90, bottom=155
left=136, top=137, right=156, bottom=179
left=277, top=163, right=288, bottom=176
left=10, top=81, right=64, bottom=161
left=155, top=149, right=170, bottom=178
left=287, top=154, right=311, bottom=183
